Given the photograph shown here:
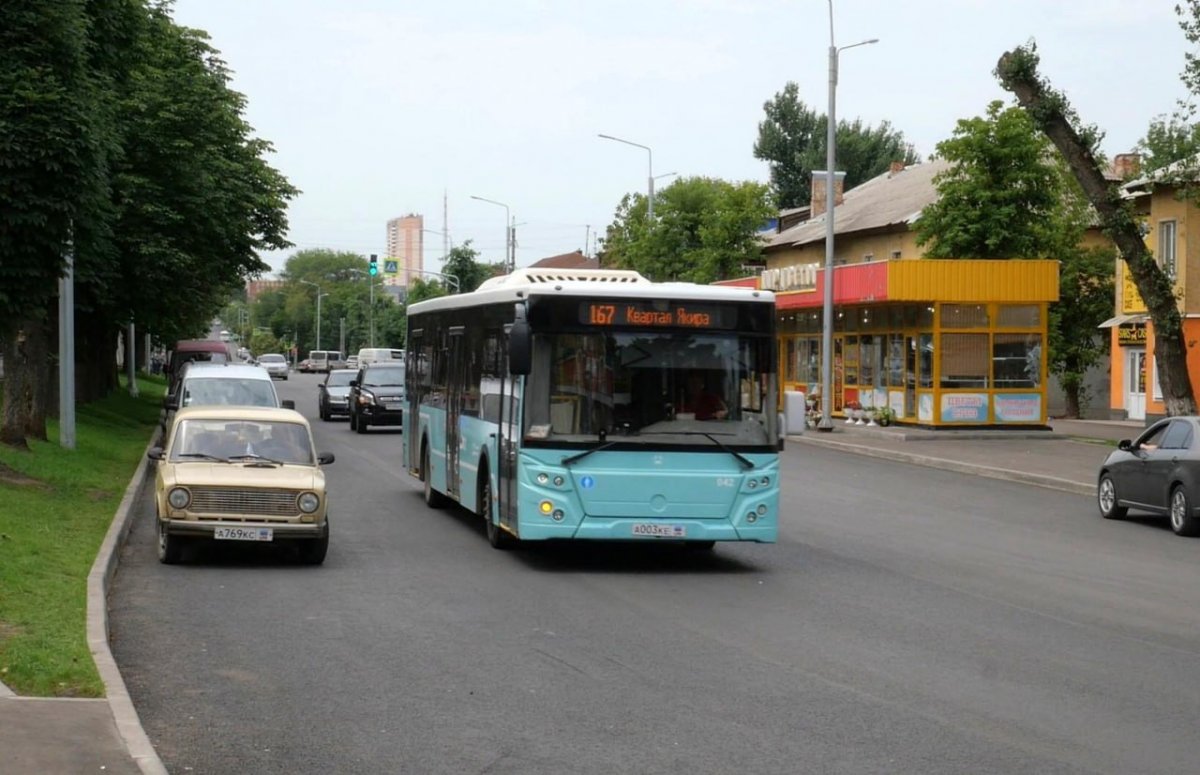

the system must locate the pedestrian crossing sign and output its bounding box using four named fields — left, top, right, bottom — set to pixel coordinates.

left=384, top=260, right=399, bottom=274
